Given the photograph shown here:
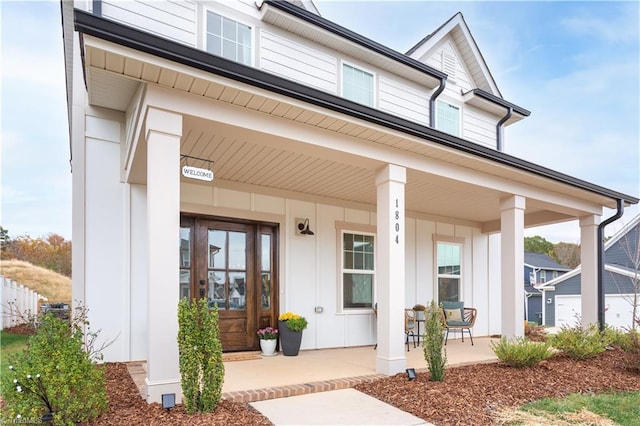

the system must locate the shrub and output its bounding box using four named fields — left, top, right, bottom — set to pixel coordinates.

left=618, top=329, right=640, bottom=374
left=0, top=311, right=108, bottom=425
left=491, top=337, right=554, bottom=367
left=524, top=321, right=547, bottom=342
left=422, top=300, right=446, bottom=381
left=178, top=297, right=224, bottom=413
left=549, top=323, right=609, bottom=359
